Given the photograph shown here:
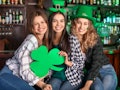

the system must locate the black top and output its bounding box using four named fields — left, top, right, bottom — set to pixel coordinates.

left=85, top=38, right=110, bottom=81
